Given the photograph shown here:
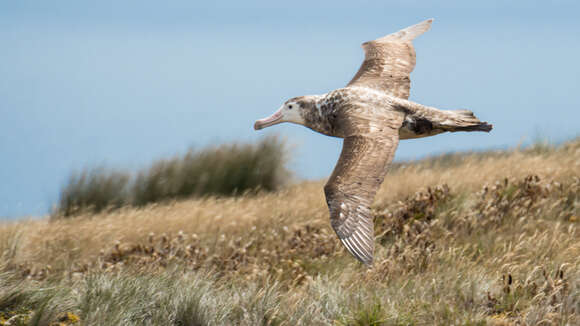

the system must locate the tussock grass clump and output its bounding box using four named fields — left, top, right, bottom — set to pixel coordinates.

left=133, top=136, right=288, bottom=206
left=53, top=136, right=289, bottom=218
left=0, top=269, right=284, bottom=325
left=56, top=168, right=131, bottom=218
